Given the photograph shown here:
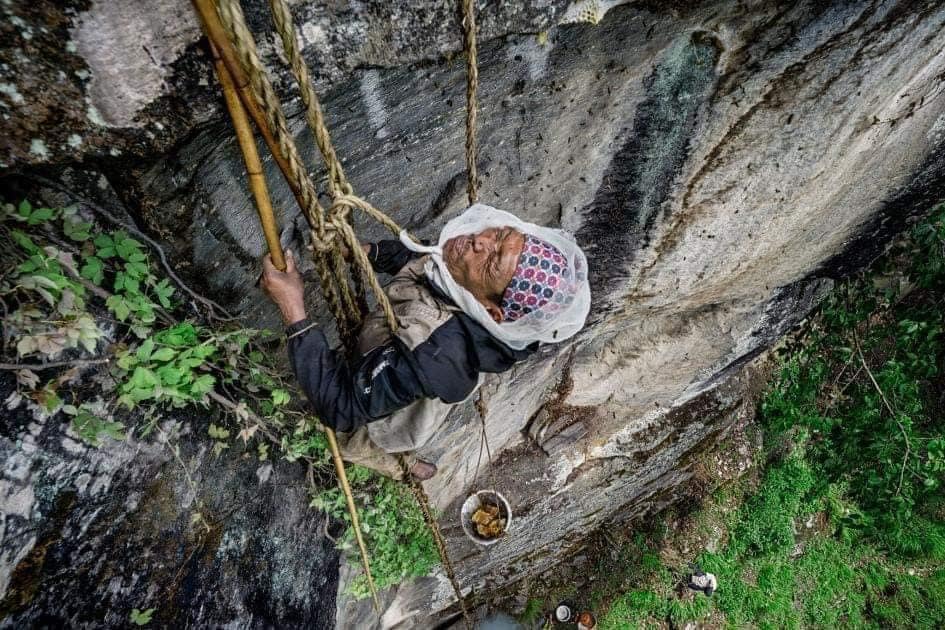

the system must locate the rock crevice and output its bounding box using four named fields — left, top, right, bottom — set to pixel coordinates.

left=2, top=0, right=945, bottom=627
